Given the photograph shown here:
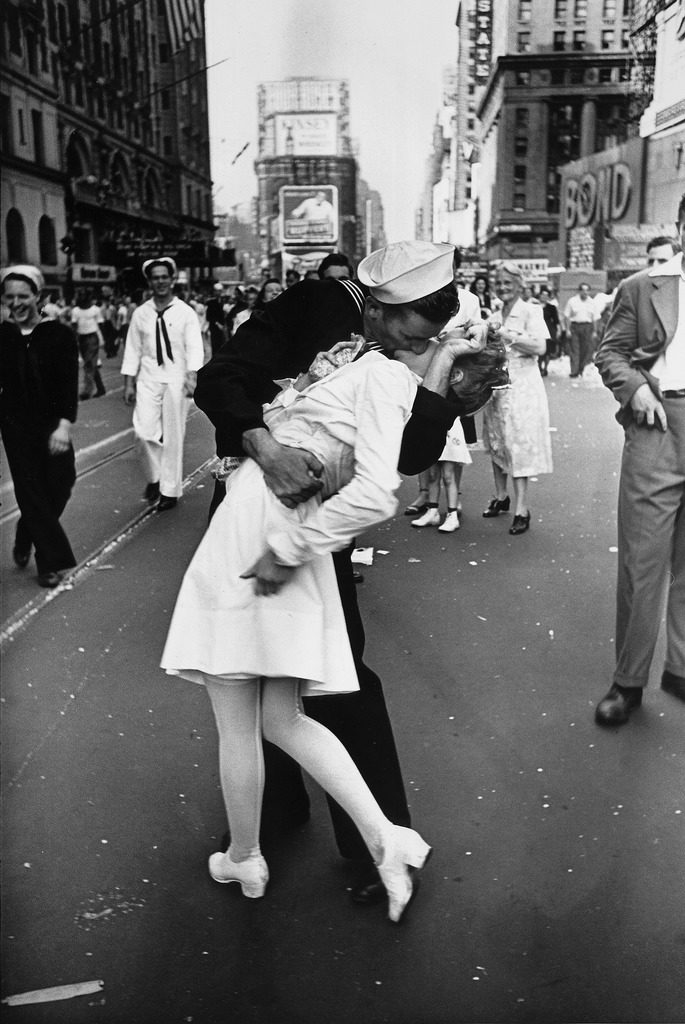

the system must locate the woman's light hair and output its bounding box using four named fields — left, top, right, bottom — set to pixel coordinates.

left=493, top=260, right=525, bottom=284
